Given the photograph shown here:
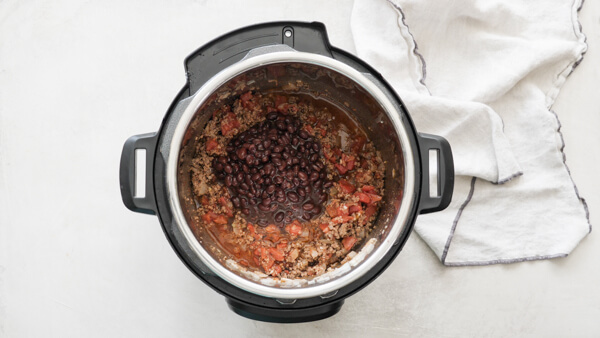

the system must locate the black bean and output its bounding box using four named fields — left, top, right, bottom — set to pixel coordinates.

left=242, top=208, right=250, bottom=215
left=312, top=206, right=322, bottom=214
left=276, top=195, right=286, bottom=203
left=240, top=183, right=249, bottom=191
left=224, top=164, right=233, bottom=173
left=323, top=181, right=333, bottom=188
left=298, top=188, right=306, bottom=197
left=215, top=163, right=224, bottom=172
left=274, top=212, right=284, bottom=222
left=232, top=197, right=241, bottom=208
left=225, top=176, right=233, bottom=186
left=218, top=156, right=228, bottom=164
left=298, top=171, right=308, bottom=181
left=287, top=192, right=299, bottom=203
left=303, top=202, right=314, bottom=211
left=267, top=112, right=278, bottom=120
left=237, top=148, right=247, bottom=159
left=310, top=172, right=320, bottom=182
left=302, top=212, right=312, bottom=220
left=299, top=130, right=309, bottom=139
left=310, top=154, right=318, bottom=163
